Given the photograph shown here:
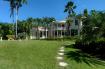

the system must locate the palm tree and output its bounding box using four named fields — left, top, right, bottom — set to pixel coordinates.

left=64, top=1, right=76, bottom=17
left=35, top=18, right=42, bottom=39
left=26, top=18, right=33, bottom=38
left=76, top=14, right=83, bottom=36
left=64, top=1, right=76, bottom=36
left=42, top=17, right=49, bottom=38
left=32, top=18, right=39, bottom=39
left=5, top=0, right=27, bottom=39
left=42, top=17, right=55, bottom=39
left=66, top=18, right=73, bottom=36
left=83, top=9, right=88, bottom=17
left=48, top=17, right=56, bottom=38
